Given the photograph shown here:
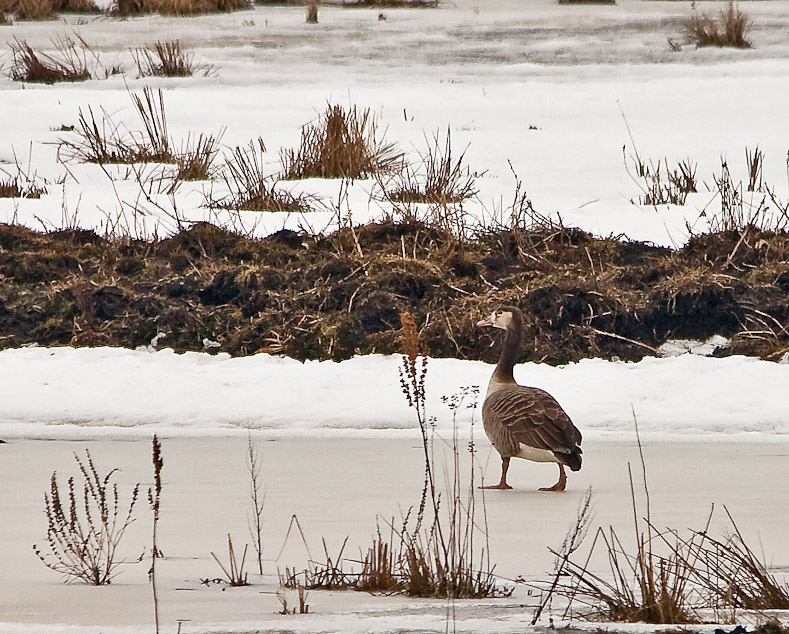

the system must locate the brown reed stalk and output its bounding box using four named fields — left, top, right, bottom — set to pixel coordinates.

left=211, top=534, right=249, bottom=586
left=247, top=436, right=265, bottom=575
left=148, top=435, right=163, bottom=634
